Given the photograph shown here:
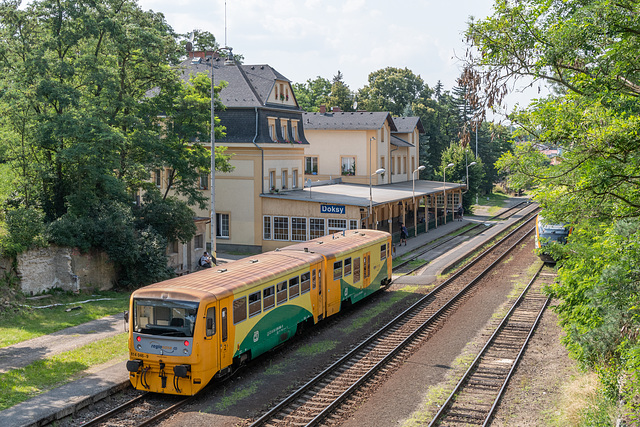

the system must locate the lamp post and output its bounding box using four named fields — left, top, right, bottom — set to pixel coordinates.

left=443, top=163, right=454, bottom=224
left=207, top=46, right=233, bottom=265
left=369, top=168, right=385, bottom=229
left=466, top=161, right=477, bottom=193
left=412, top=165, right=425, bottom=236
